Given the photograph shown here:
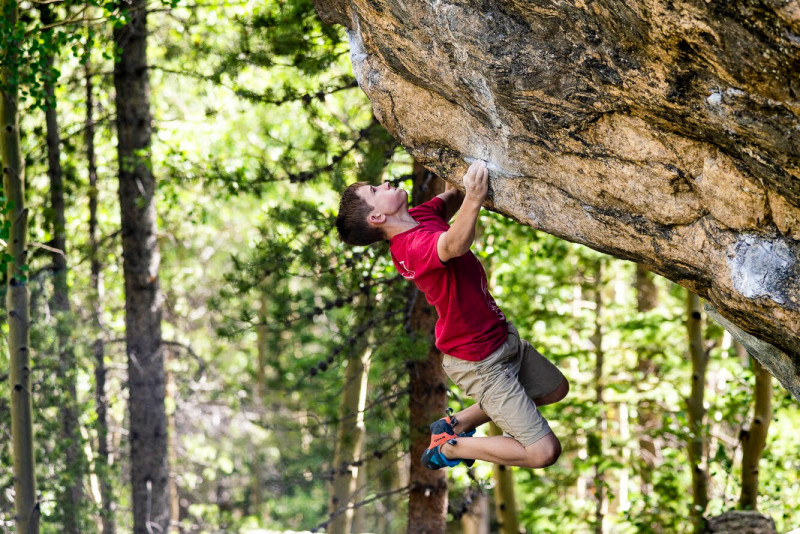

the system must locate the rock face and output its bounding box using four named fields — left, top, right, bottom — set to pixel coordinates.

left=314, top=0, right=800, bottom=396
